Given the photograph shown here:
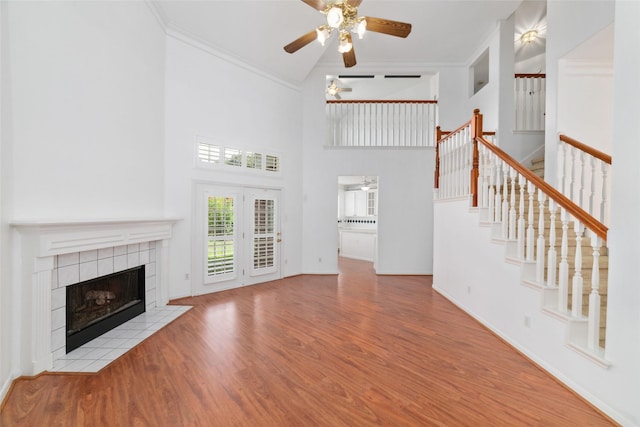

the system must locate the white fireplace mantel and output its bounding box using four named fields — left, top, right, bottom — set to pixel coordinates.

left=10, top=218, right=180, bottom=375
left=10, top=218, right=180, bottom=257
